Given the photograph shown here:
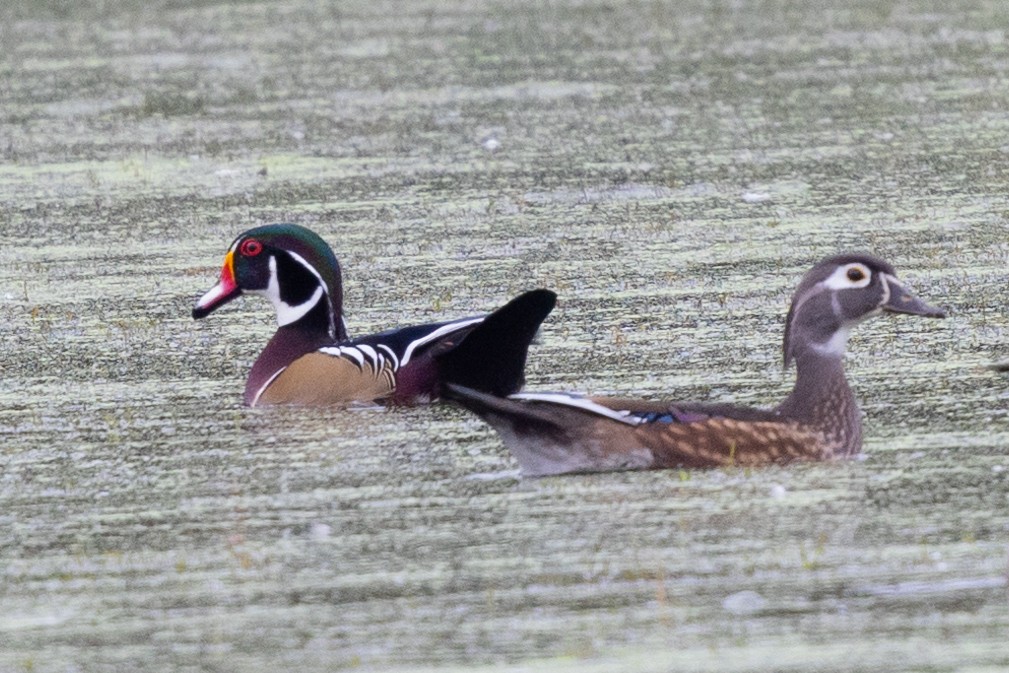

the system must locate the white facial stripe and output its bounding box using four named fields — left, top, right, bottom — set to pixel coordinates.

left=808, top=265, right=891, bottom=358
left=800, top=264, right=869, bottom=360
left=821, top=263, right=872, bottom=290
left=251, top=255, right=326, bottom=327
left=287, top=249, right=337, bottom=338
left=288, top=250, right=331, bottom=296
left=880, top=273, right=896, bottom=306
